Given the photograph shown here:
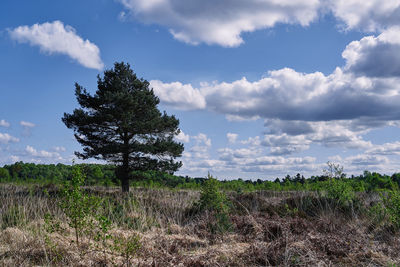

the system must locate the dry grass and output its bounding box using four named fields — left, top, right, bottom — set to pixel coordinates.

left=0, top=184, right=399, bottom=266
